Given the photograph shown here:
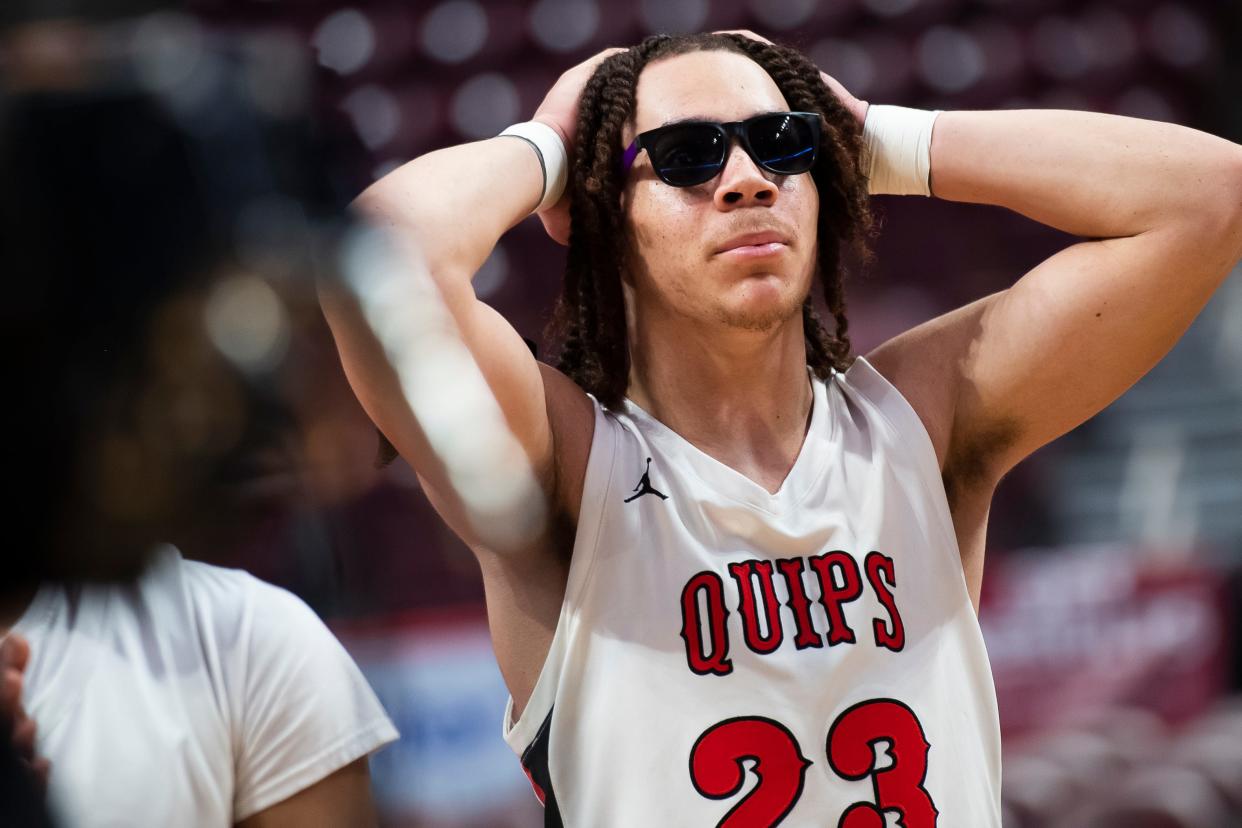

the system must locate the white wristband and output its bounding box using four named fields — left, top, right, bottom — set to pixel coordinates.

left=499, top=121, right=568, bottom=214
left=862, top=105, right=940, bottom=197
